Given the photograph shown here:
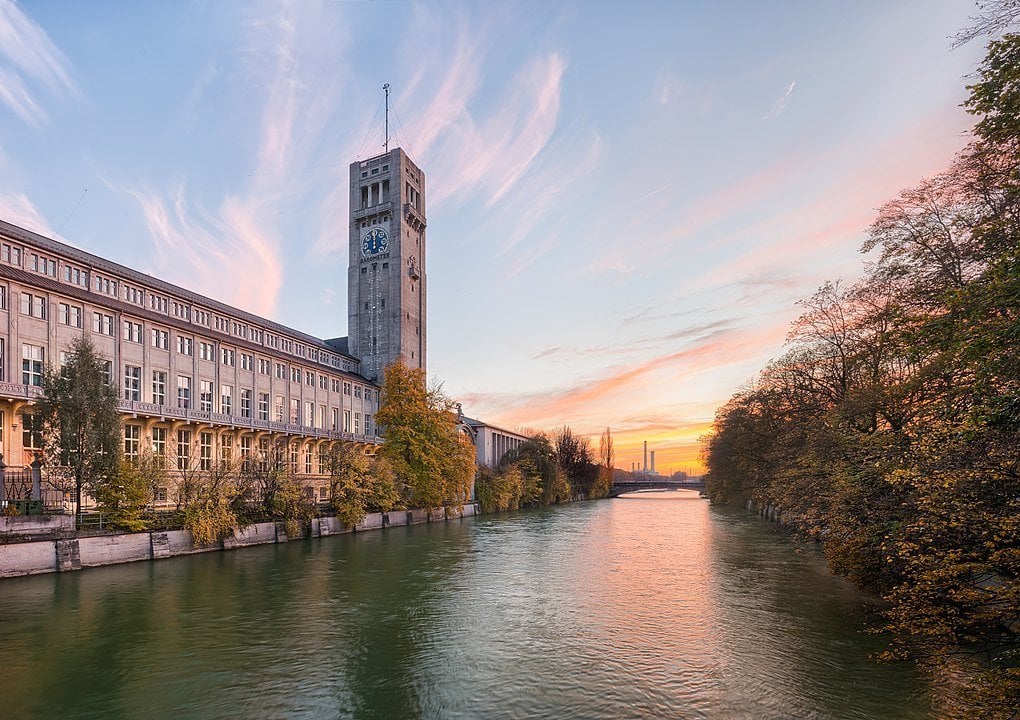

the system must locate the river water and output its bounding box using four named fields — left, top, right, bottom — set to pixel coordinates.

left=0, top=492, right=929, bottom=719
